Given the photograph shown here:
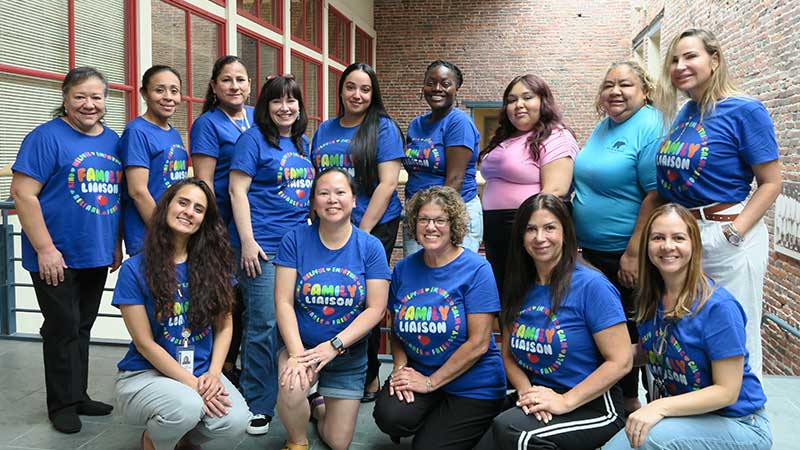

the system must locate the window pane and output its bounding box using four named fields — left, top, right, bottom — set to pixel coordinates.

left=171, top=103, right=190, bottom=147
left=260, top=44, right=280, bottom=82
left=328, top=70, right=340, bottom=119
left=237, top=33, right=259, bottom=106
left=104, top=89, right=129, bottom=136
left=75, top=0, right=127, bottom=84
left=0, top=0, right=69, bottom=74
left=355, top=29, right=372, bottom=65
left=237, top=0, right=257, bottom=16
left=291, top=55, right=304, bottom=92
left=190, top=14, right=220, bottom=99
left=152, top=1, right=188, bottom=82
left=305, top=62, right=319, bottom=116
left=291, top=0, right=320, bottom=47
left=260, top=0, right=279, bottom=26
left=328, top=11, right=348, bottom=63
